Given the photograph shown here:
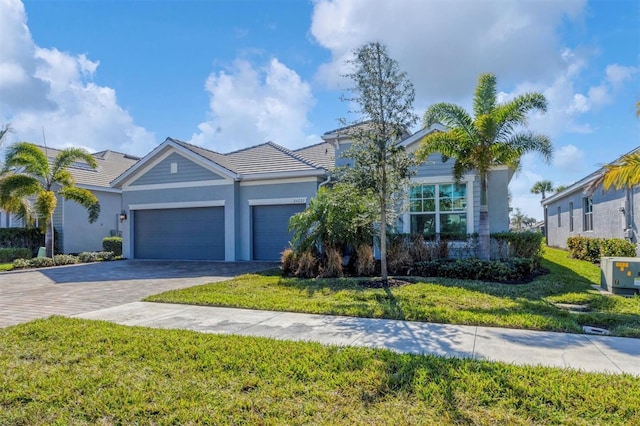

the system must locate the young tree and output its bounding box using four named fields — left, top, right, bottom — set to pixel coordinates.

left=417, top=73, right=552, bottom=259
left=339, top=42, right=418, bottom=282
left=510, top=207, right=536, bottom=231
left=0, top=142, right=100, bottom=257
left=531, top=180, right=554, bottom=200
